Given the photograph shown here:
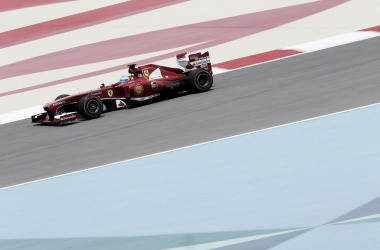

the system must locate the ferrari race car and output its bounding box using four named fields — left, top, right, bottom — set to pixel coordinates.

left=31, top=51, right=213, bottom=124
